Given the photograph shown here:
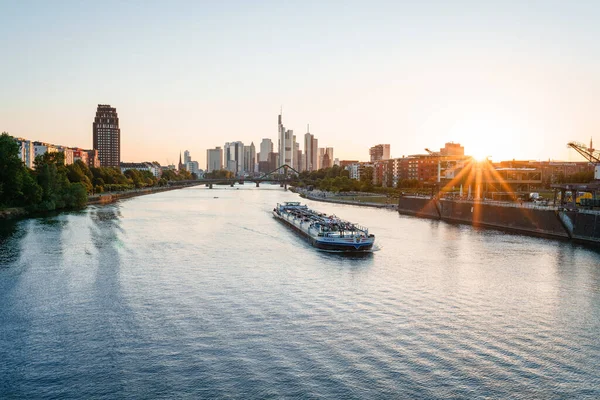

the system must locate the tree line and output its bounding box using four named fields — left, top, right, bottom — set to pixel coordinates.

left=296, top=165, right=420, bottom=194
left=0, top=132, right=192, bottom=211
left=296, top=162, right=596, bottom=195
